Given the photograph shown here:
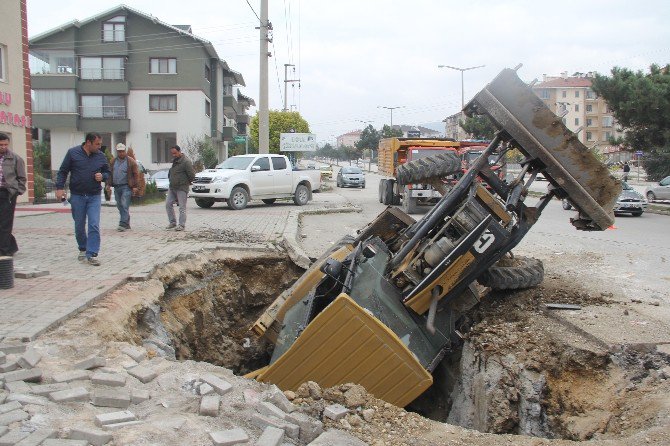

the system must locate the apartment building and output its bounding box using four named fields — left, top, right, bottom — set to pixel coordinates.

left=29, top=5, right=253, bottom=170
left=532, top=72, right=624, bottom=157
left=336, top=130, right=362, bottom=148
left=0, top=0, right=33, bottom=203
left=394, top=125, right=442, bottom=139
left=443, top=112, right=468, bottom=141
